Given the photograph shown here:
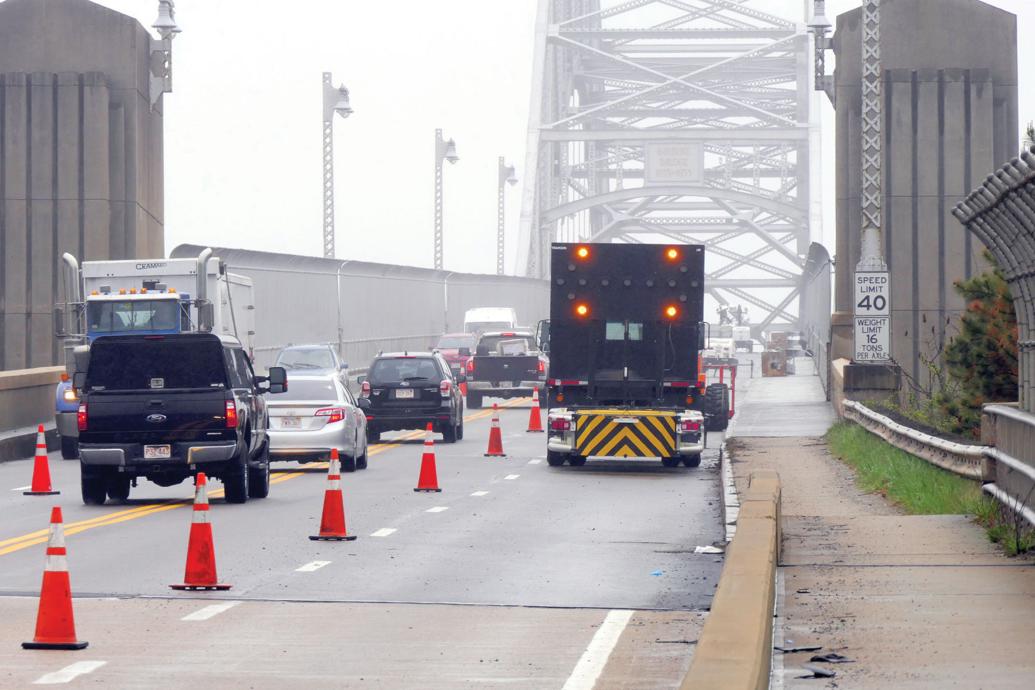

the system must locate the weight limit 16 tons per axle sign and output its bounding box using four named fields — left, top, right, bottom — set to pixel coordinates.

left=854, top=271, right=890, bottom=362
